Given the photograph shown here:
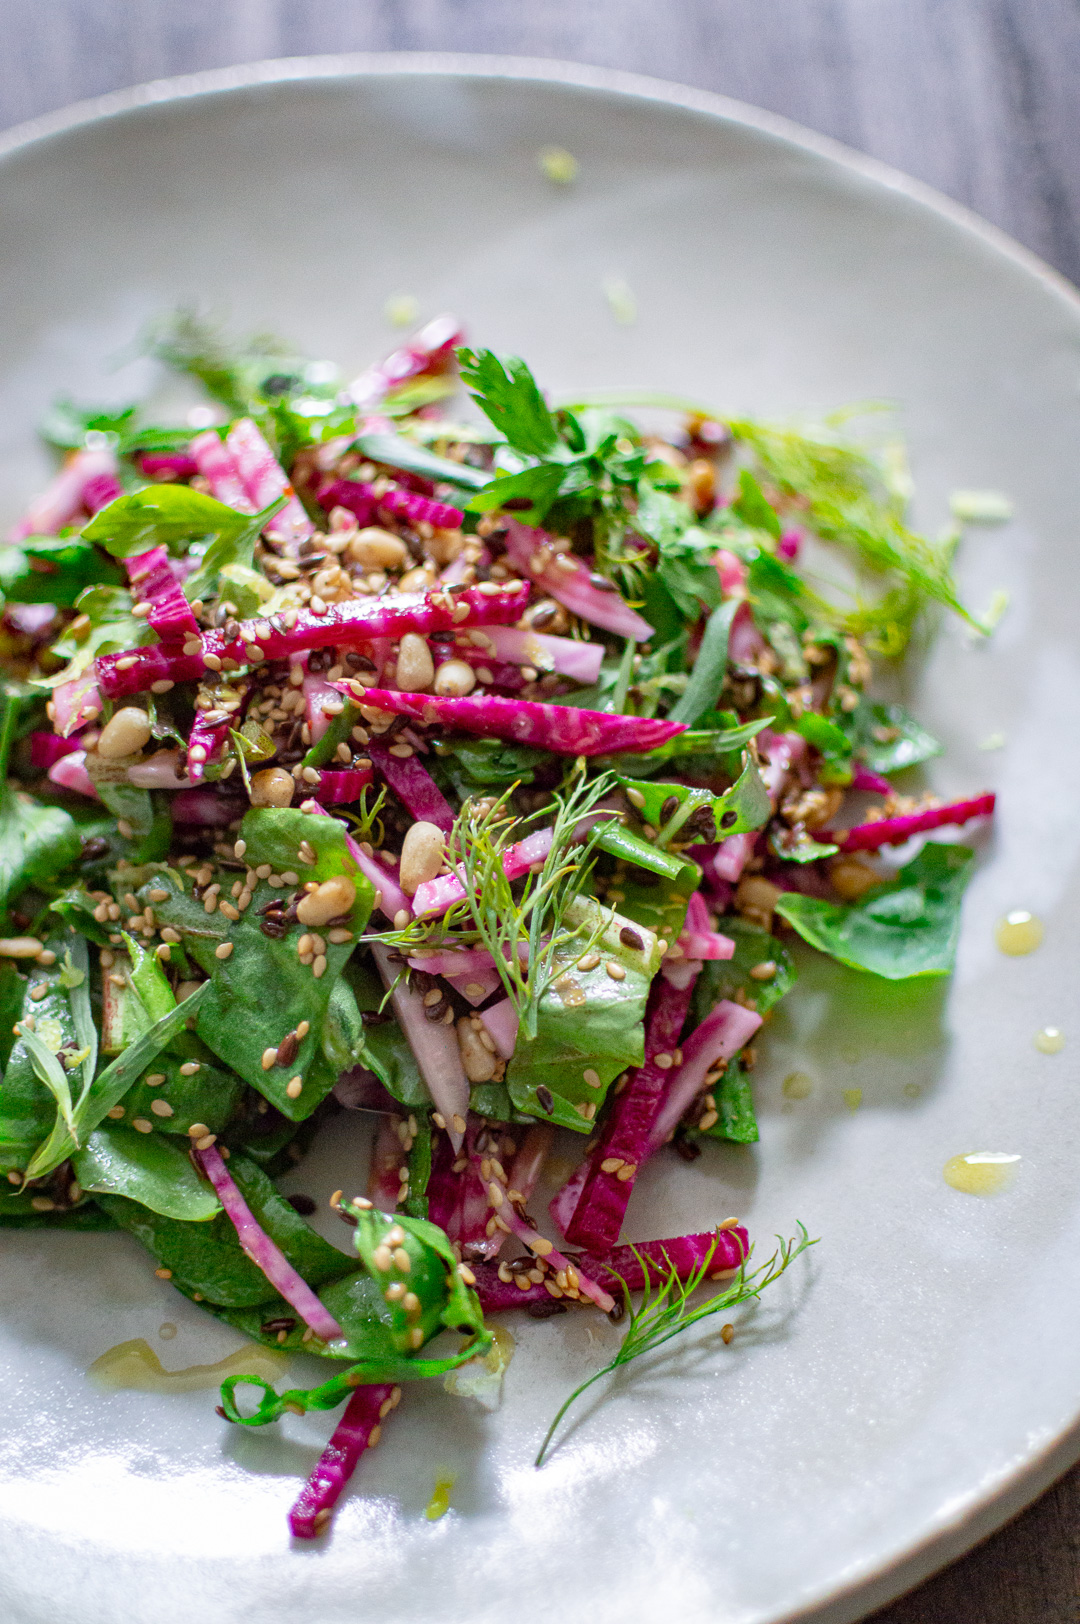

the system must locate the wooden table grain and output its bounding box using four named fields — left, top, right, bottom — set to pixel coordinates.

left=2, top=6, right=1079, bottom=1621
